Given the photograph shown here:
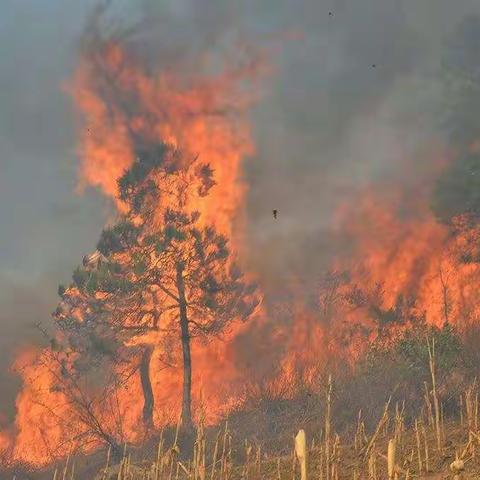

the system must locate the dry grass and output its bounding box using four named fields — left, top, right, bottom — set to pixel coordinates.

left=7, top=338, right=480, bottom=480
left=32, top=379, right=480, bottom=480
